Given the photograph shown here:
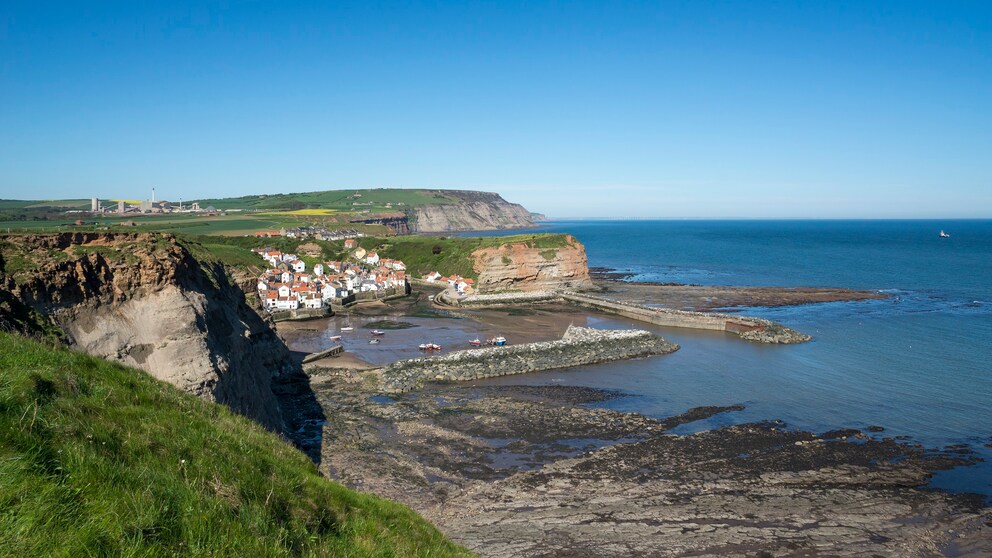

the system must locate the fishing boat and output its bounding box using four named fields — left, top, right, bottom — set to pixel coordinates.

left=940, top=230, right=951, bottom=238
left=419, top=343, right=441, bottom=351
left=370, top=330, right=385, bottom=336
left=418, top=343, right=428, bottom=350
left=469, top=338, right=482, bottom=346
left=493, top=336, right=507, bottom=346
left=340, top=327, right=353, bottom=332
left=369, top=338, right=380, bottom=344
left=329, top=335, right=342, bottom=341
